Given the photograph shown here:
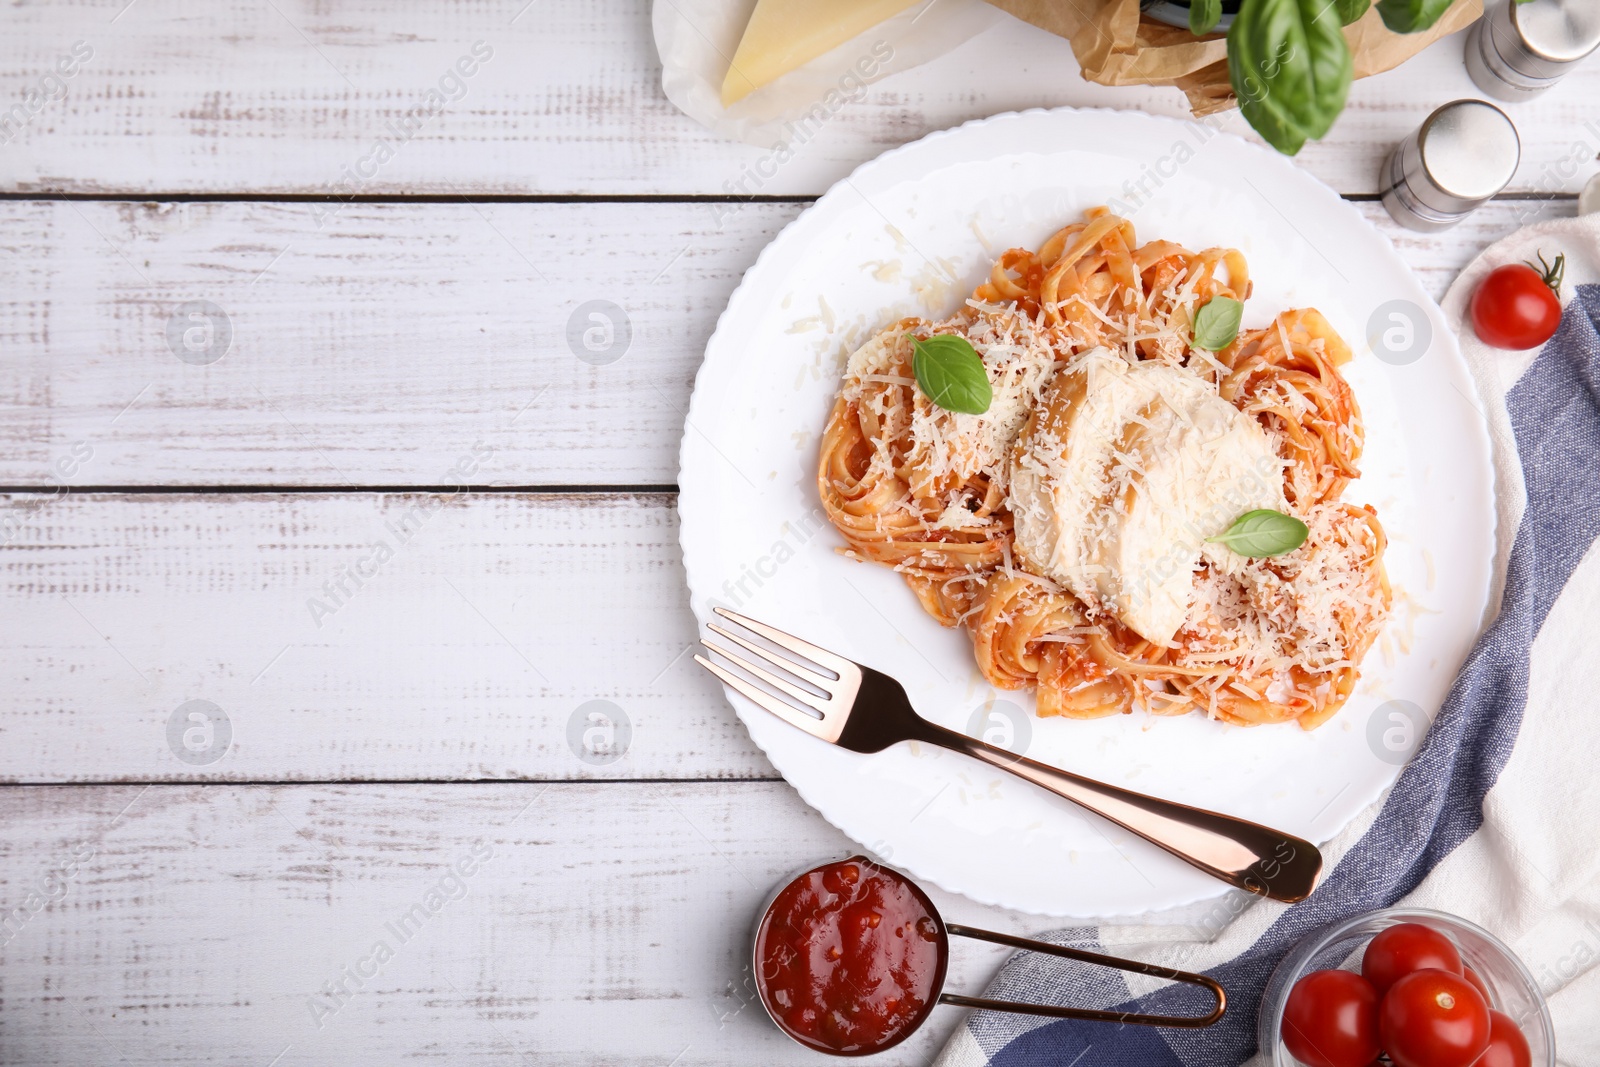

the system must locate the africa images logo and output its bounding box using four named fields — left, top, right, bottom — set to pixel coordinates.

left=166, top=300, right=233, bottom=365
left=0, top=841, right=95, bottom=946
left=306, top=840, right=495, bottom=1030
left=167, top=699, right=232, bottom=766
